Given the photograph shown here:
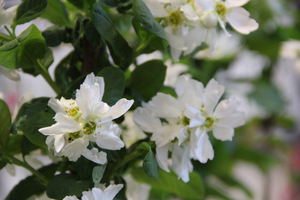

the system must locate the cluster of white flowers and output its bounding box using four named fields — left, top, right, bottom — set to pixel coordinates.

left=143, top=0, right=258, bottom=60
left=39, top=73, right=134, bottom=164
left=63, top=184, right=123, bottom=200
left=0, top=0, right=17, bottom=29
left=134, top=75, right=245, bottom=182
